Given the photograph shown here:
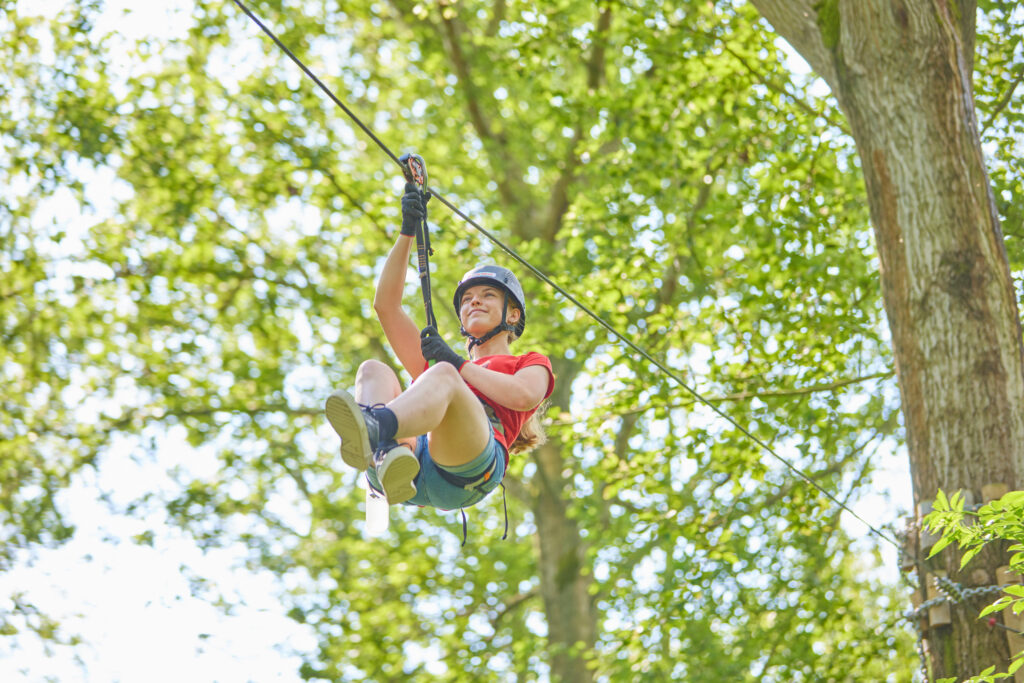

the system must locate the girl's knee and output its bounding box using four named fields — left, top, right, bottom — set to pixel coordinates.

left=357, top=359, right=390, bottom=377
left=423, top=361, right=462, bottom=385
left=356, top=359, right=399, bottom=388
